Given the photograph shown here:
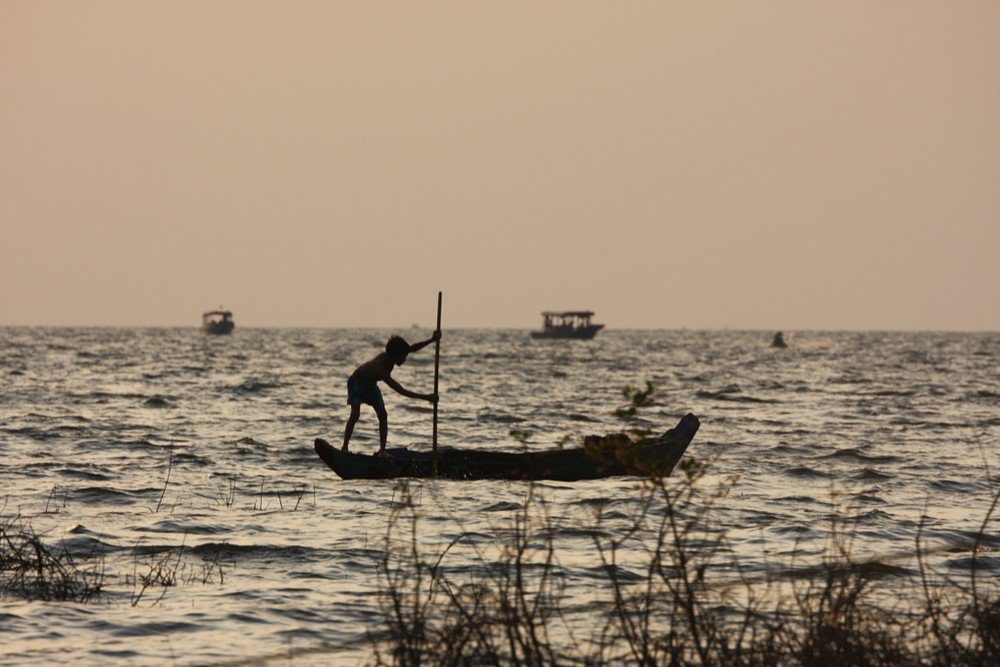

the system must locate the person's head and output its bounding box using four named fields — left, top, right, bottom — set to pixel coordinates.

left=386, top=335, right=411, bottom=365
